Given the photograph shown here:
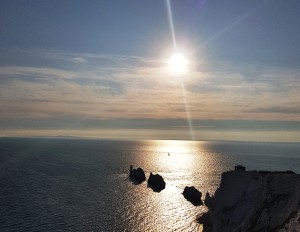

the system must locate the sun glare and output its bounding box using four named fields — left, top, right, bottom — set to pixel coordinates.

left=168, top=53, right=188, bottom=75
